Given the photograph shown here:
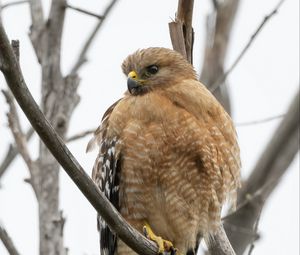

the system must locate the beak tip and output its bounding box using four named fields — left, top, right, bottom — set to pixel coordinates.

left=127, top=77, right=140, bottom=94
